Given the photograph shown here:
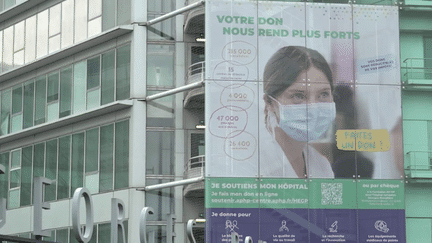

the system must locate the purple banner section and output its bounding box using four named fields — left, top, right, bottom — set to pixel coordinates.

left=206, top=208, right=260, bottom=242
left=260, top=208, right=309, bottom=243
left=358, top=209, right=406, bottom=243
left=309, top=209, right=357, bottom=243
